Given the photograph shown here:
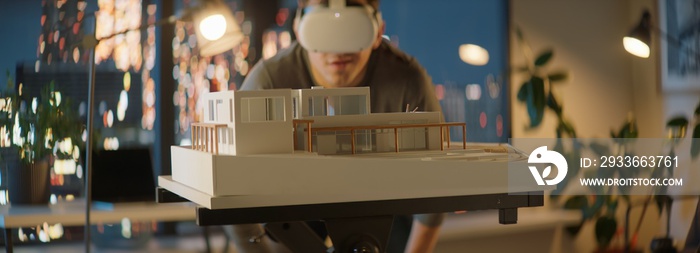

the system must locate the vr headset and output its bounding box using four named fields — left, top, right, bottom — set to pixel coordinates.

left=296, top=0, right=382, bottom=53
